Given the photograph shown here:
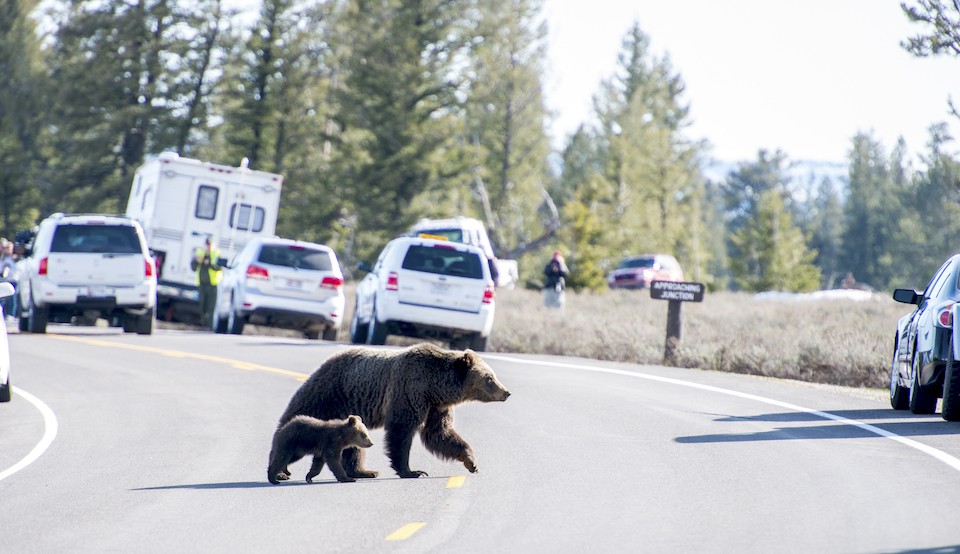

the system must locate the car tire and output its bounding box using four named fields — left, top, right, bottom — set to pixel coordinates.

left=213, top=314, right=228, bottom=334
left=227, top=304, right=245, bottom=335
left=909, top=351, right=938, bottom=415
left=0, top=377, right=9, bottom=402
left=18, top=308, right=29, bottom=332
left=121, top=316, right=136, bottom=333
left=942, top=338, right=960, bottom=421
left=890, top=337, right=909, bottom=410
left=305, top=329, right=320, bottom=340
left=136, top=308, right=154, bottom=335
left=322, top=327, right=338, bottom=341
left=350, top=309, right=368, bottom=344
left=367, top=304, right=387, bottom=345
left=27, top=300, right=47, bottom=334
left=469, top=333, right=488, bottom=352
